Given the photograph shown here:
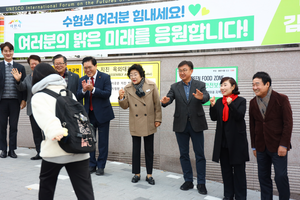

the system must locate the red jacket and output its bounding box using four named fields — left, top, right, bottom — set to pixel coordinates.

left=249, top=90, right=293, bottom=153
